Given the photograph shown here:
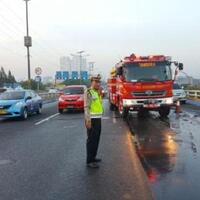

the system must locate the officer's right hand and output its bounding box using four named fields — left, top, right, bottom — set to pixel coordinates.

left=85, top=120, right=92, bottom=129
